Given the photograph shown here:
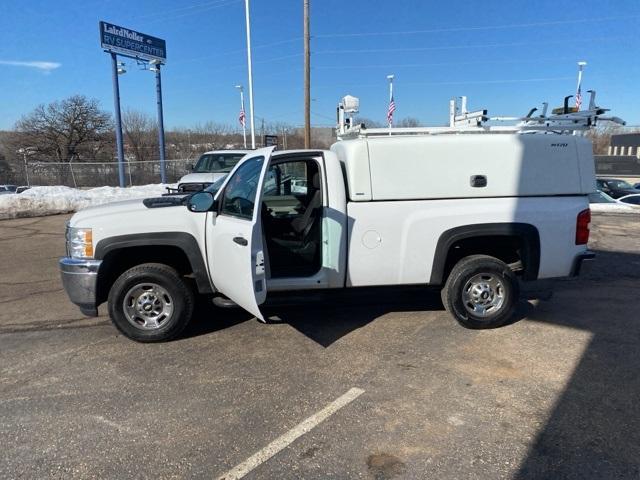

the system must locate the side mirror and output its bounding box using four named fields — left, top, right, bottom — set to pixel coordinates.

left=188, top=164, right=194, bottom=172
left=187, top=191, right=216, bottom=212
